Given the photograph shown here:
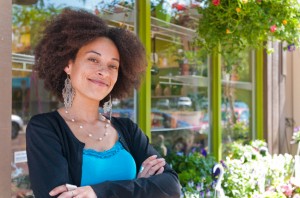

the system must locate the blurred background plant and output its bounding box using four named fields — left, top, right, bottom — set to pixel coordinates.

left=12, top=3, right=62, bottom=53
left=196, top=0, right=300, bottom=53
left=222, top=121, right=249, bottom=147
left=165, top=140, right=299, bottom=197
left=166, top=151, right=217, bottom=197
